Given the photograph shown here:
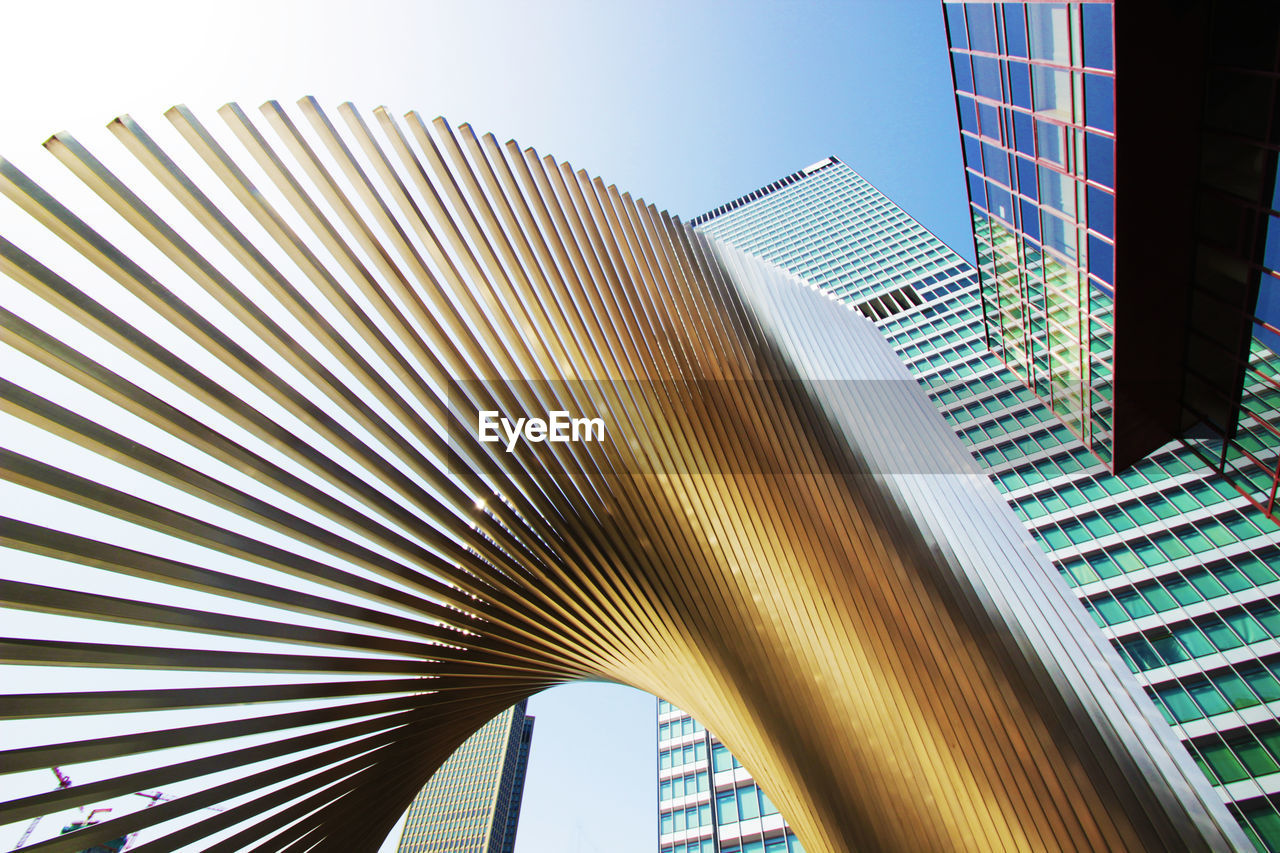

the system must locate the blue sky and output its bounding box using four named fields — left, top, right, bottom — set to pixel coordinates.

left=0, top=2, right=968, bottom=851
